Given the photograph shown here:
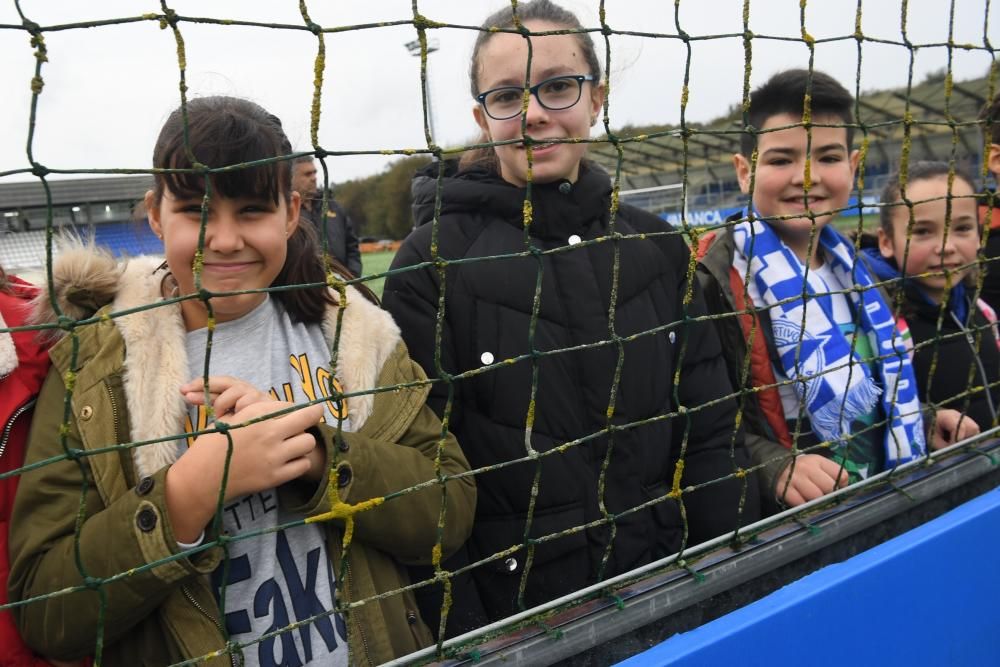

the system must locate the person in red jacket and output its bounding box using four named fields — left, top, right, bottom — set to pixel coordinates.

left=0, top=266, right=55, bottom=667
